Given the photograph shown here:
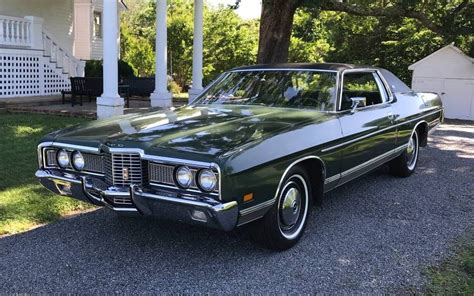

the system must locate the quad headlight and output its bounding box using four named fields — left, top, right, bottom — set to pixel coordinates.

left=197, top=169, right=217, bottom=192
left=56, top=149, right=70, bottom=168
left=175, top=166, right=193, bottom=188
left=72, top=151, right=85, bottom=170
